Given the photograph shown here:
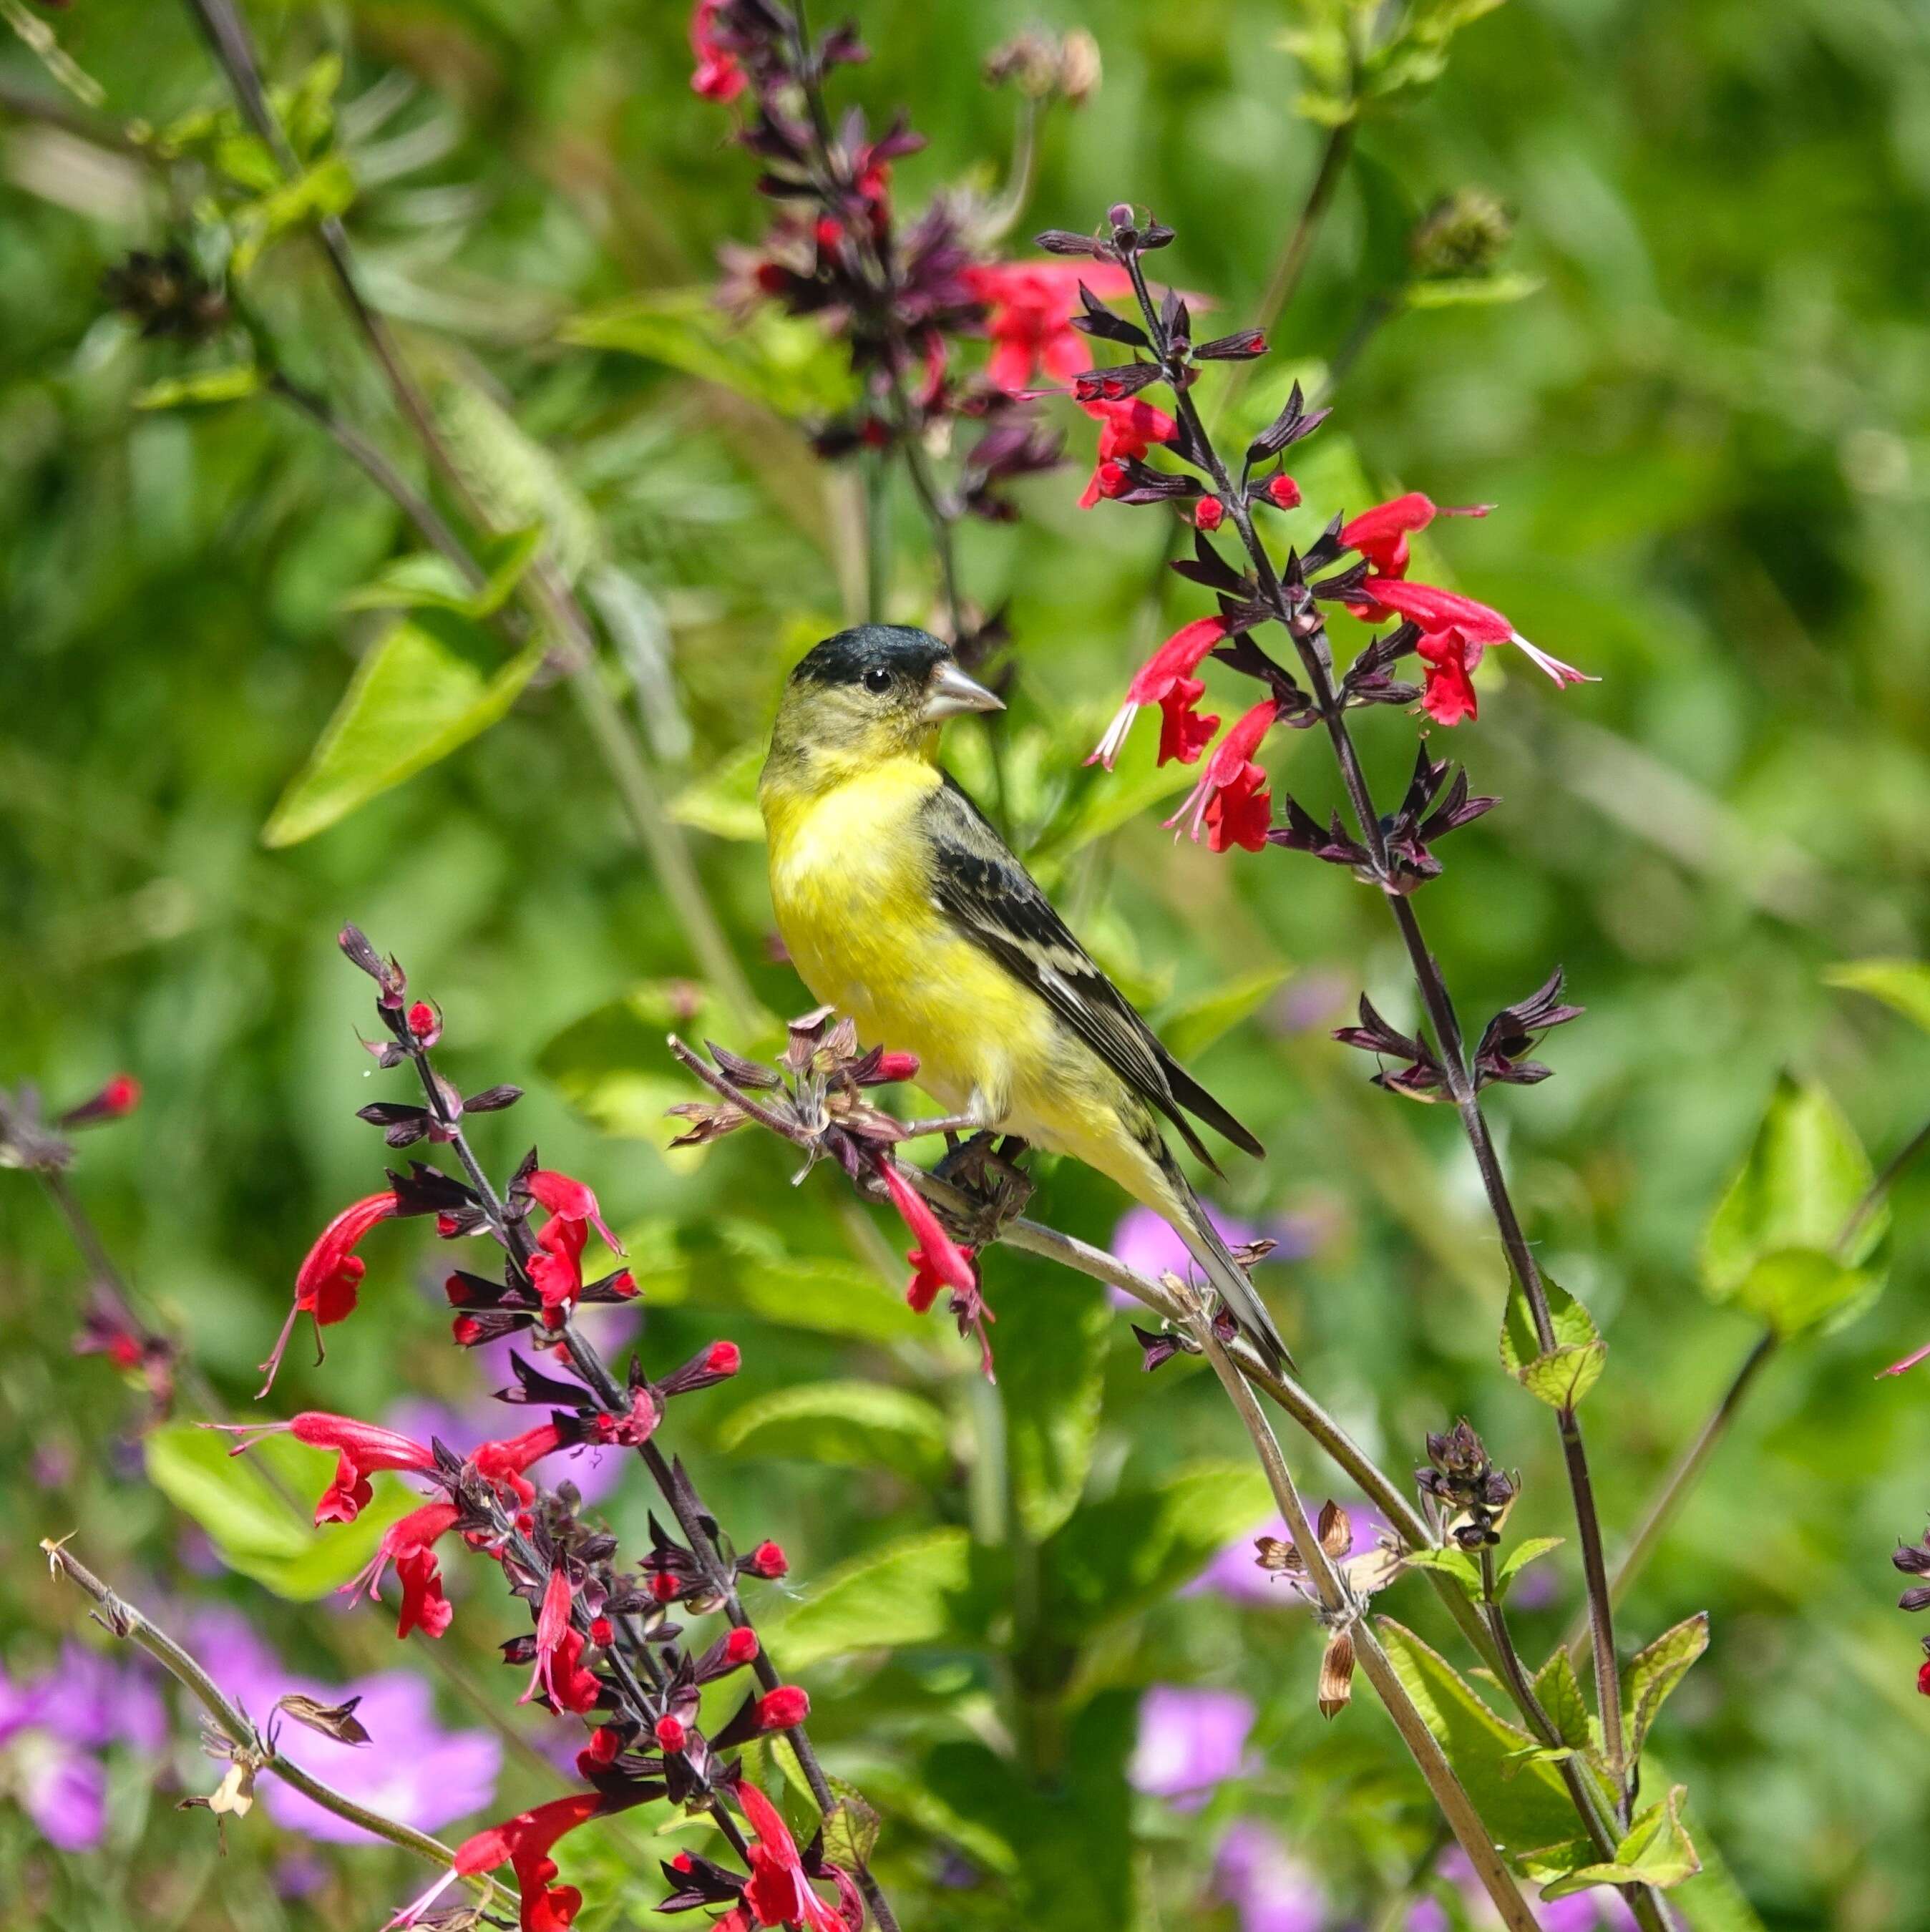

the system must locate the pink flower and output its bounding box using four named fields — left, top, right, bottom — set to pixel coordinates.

left=1130, top=1684, right=1255, bottom=1805
left=1088, top=614, right=1232, bottom=769
left=1076, top=396, right=1179, bottom=508
left=963, top=258, right=1137, bottom=394
left=1347, top=576, right=1592, bottom=727
left=689, top=0, right=745, bottom=102
left=260, top=1192, right=400, bottom=1395
left=1166, top=699, right=1279, bottom=853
